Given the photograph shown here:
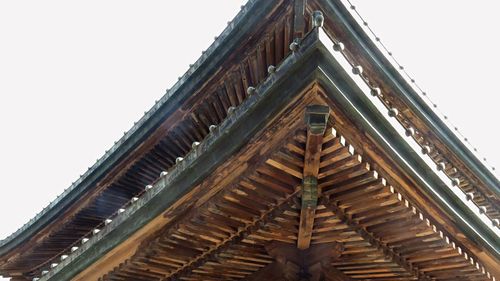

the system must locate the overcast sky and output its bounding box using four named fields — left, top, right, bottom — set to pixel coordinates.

left=0, top=1, right=499, bottom=279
